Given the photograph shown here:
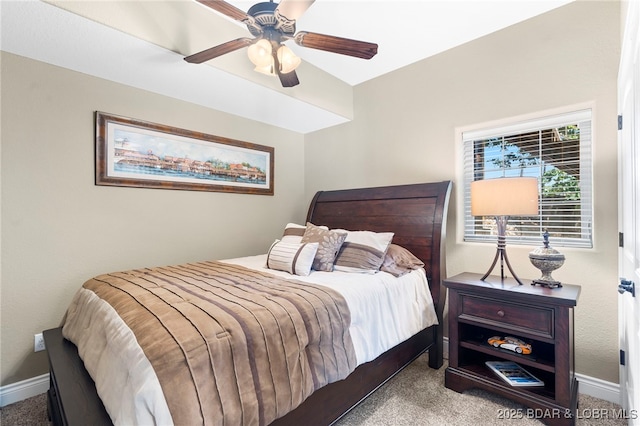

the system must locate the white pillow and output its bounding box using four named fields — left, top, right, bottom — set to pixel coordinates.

left=266, top=240, right=319, bottom=276
left=333, top=230, right=394, bottom=273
